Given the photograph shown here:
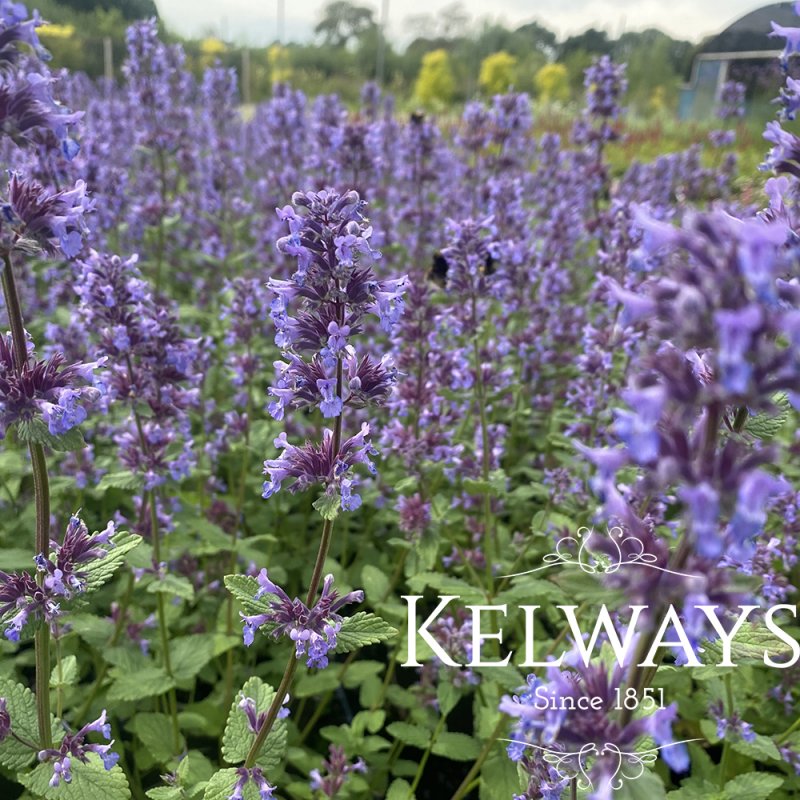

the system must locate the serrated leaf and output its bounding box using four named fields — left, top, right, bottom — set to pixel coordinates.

left=331, top=612, right=397, bottom=654
left=386, top=721, right=430, bottom=749
left=203, top=769, right=260, bottom=800
left=147, top=573, right=195, bottom=602
left=0, top=679, right=39, bottom=770
left=699, top=622, right=795, bottom=666
left=386, top=778, right=414, bottom=800
left=479, top=753, right=520, bottom=800
left=723, top=773, right=783, bottom=799
left=614, top=770, right=667, bottom=800
left=170, top=635, right=216, bottom=681
left=146, top=788, right=182, bottom=800
left=432, top=731, right=481, bottom=760
left=224, top=575, right=269, bottom=614
left=50, top=655, right=78, bottom=688
left=19, top=755, right=131, bottom=800
left=731, top=734, right=781, bottom=762
left=108, top=666, right=175, bottom=703
left=15, top=418, right=85, bottom=452
left=222, top=677, right=287, bottom=771
left=312, top=492, right=340, bottom=521
left=96, top=471, right=144, bottom=492
left=129, top=712, right=180, bottom=764
left=746, top=394, right=791, bottom=440
left=83, top=531, right=142, bottom=594
left=667, top=778, right=723, bottom=799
